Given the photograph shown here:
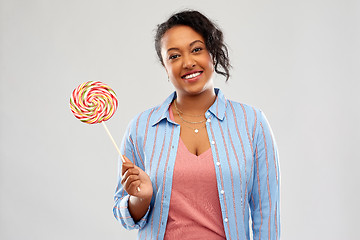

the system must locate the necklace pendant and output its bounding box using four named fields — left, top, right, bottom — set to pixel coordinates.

left=194, top=129, right=199, bottom=133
